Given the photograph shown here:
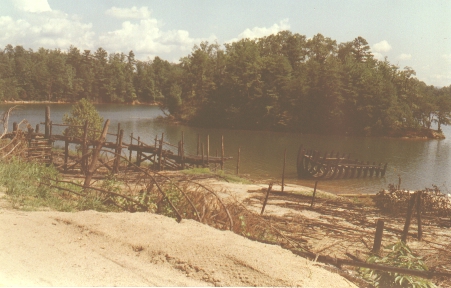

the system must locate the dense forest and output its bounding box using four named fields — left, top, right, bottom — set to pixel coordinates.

left=1, top=31, right=450, bottom=136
